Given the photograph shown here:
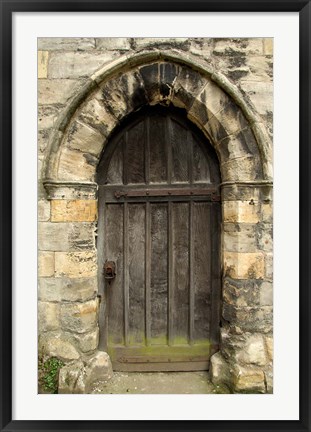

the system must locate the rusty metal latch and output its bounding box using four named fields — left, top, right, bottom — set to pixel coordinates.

left=103, top=260, right=116, bottom=282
